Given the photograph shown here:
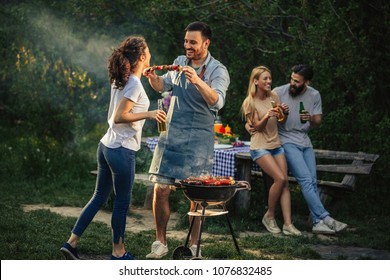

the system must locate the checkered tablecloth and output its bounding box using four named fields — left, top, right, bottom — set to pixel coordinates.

left=145, top=137, right=254, bottom=177
left=212, top=146, right=250, bottom=177
left=145, top=137, right=159, bottom=151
